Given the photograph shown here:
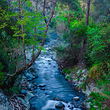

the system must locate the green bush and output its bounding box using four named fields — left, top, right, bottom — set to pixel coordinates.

left=0, top=62, right=5, bottom=85
left=55, top=18, right=88, bottom=67
left=9, top=85, right=21, bottom=95
left=88, top=92, right=108, bottom=110
left=85, top=22, right=110, bottom=65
